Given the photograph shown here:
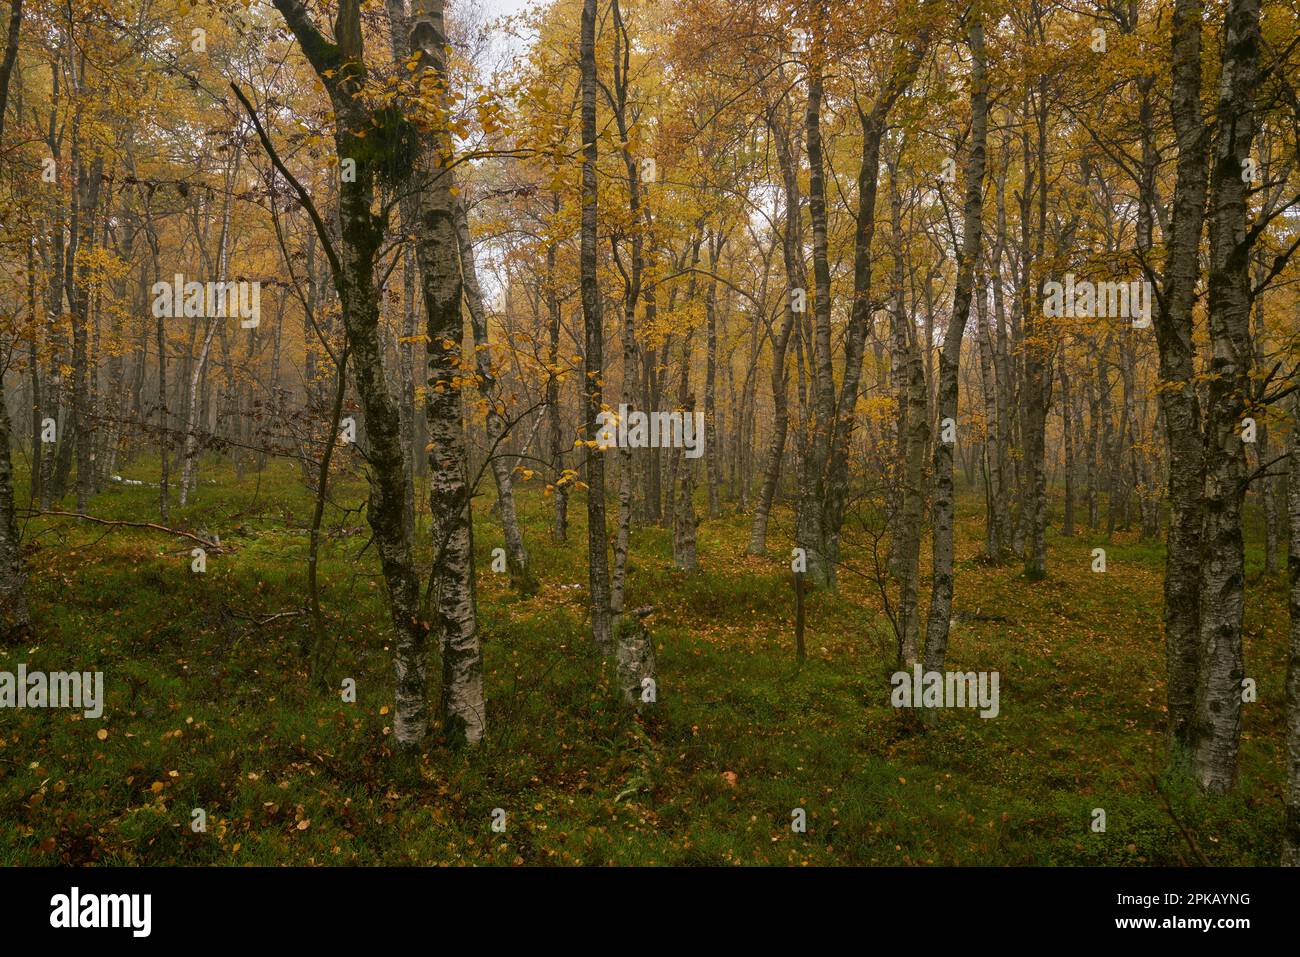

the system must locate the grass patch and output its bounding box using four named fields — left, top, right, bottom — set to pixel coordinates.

left=0, top=459, right=1289, bottom=865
